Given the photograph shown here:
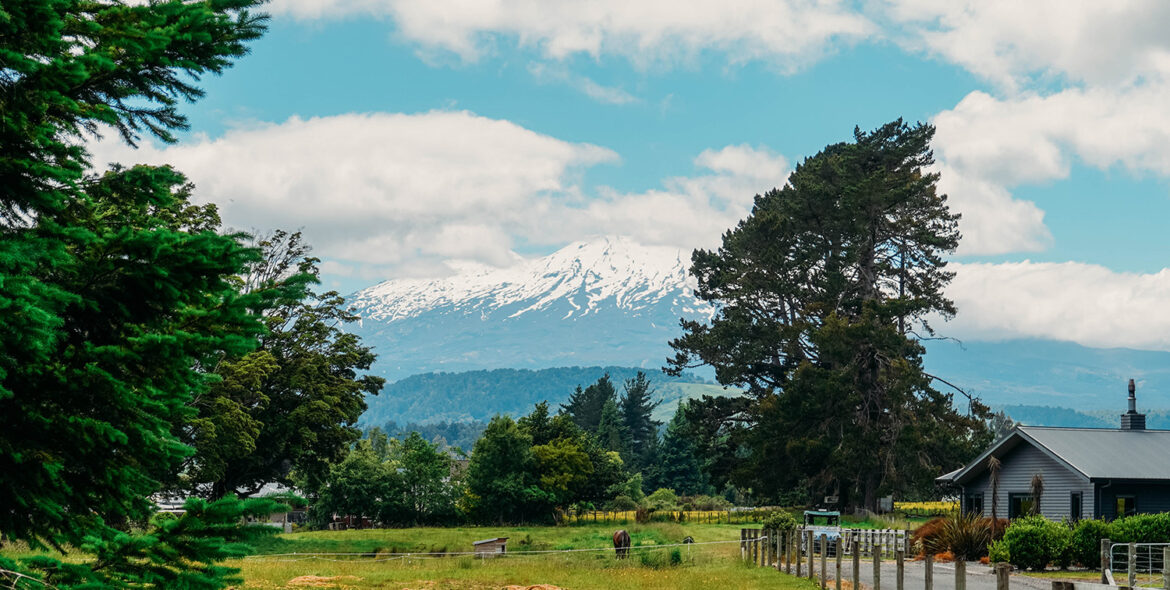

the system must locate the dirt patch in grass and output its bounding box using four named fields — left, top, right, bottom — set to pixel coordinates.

left=286, top=575, right=362, bottom=587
